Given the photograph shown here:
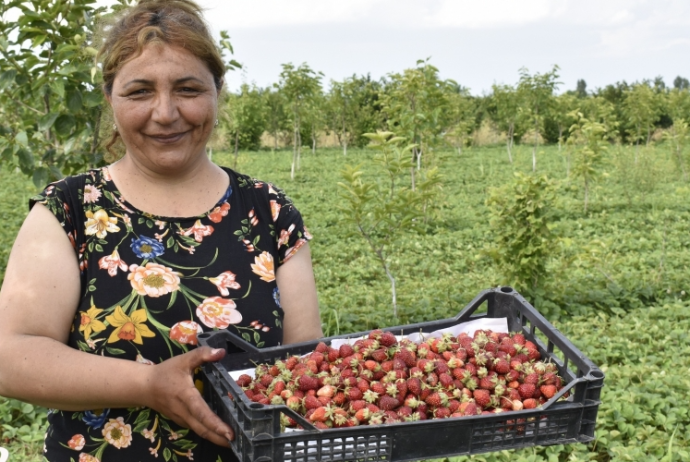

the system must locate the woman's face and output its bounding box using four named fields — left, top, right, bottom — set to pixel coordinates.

left=107, top=44, right=220, bottom=175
